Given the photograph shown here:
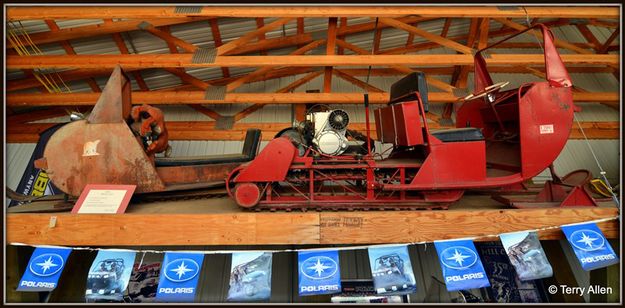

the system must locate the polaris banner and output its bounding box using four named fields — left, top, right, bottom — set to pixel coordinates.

left=434, top=239, right=490, bottom=291
left=85, top=250, right=136, bottom=301
left=367, top=245, right=417, bottom=295
left=17, top=247, right=72, bottom=292
left=500, top=231, right=553, bottom=281
left=298, top=250, right=342, bottom=296
left=227, top=252, right=273, bottom=302
left=561, top=222, right=619, bottom=271
left=9, top=124, right=64, bottom=207
left=127, top=253, right=162, bottom=303
left=155, top=252, right=204, bottom=302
